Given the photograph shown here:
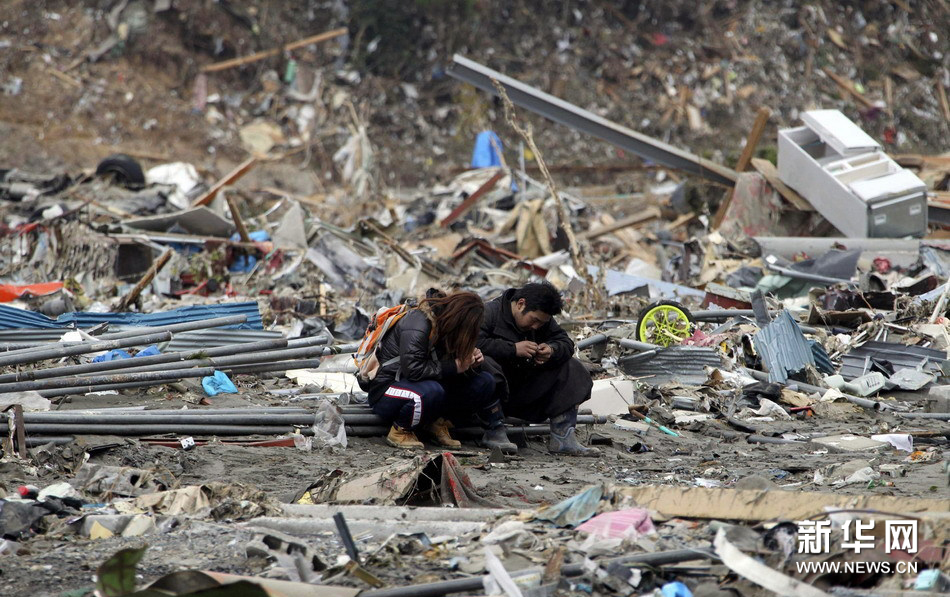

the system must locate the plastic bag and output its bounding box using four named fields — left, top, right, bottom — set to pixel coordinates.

left=201, top=371, right=237, bottom=396
left=312, top=400, right=346, bottom=450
